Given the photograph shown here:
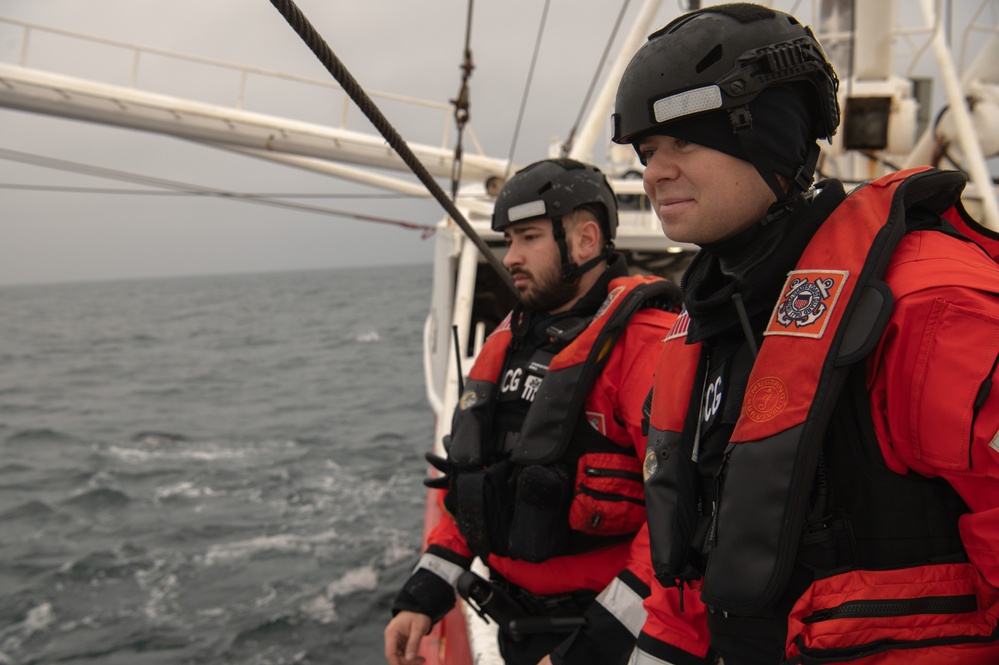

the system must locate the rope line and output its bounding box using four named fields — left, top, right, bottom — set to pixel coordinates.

left=561, top=0, right=631, bottom=157
left=504, top=0, right=551, bottom=179
left=450, top=0, right=475, bottom=201
left=268, top=0, right=515, bottom=292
